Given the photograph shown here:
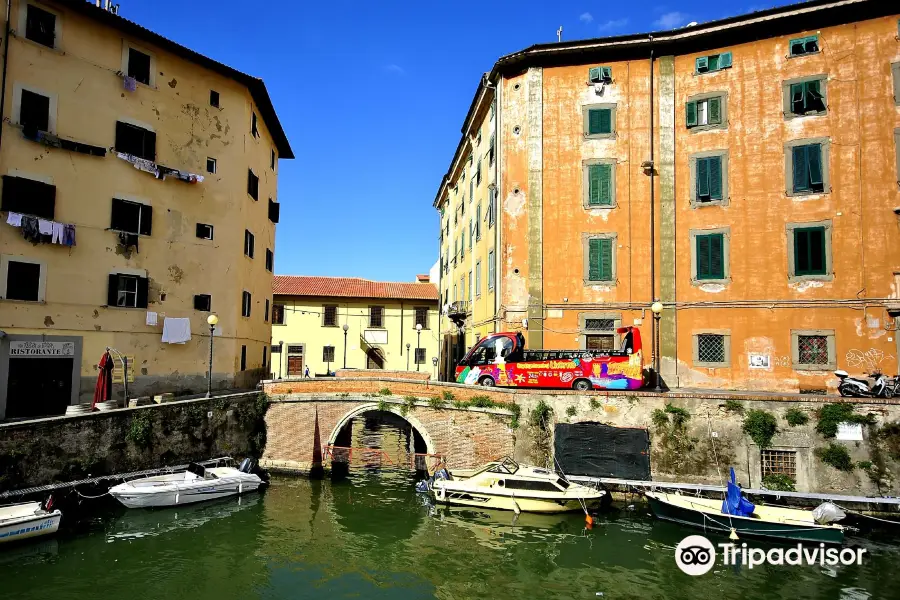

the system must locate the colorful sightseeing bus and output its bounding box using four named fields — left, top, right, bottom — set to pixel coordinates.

left=454, top=327, right=644, bottom=391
